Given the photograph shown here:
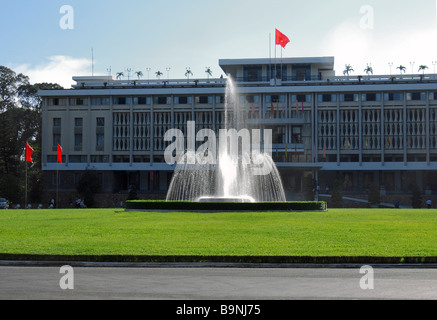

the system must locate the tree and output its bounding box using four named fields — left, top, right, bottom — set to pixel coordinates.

left=364, top=65, right=373, bottom=76
left=302, top=175, right=315, bottom=201
left=397, top=65, right=406, bottom=75
left=411, top=184, right=423, bottom=209
left=127, top=184, right=138, bottom=201
left=76, top=170, right=101, bottom=208
left=343, top=64, right=354, bottom=77
left=0, top=66, right=63, bottom=205
left=205, top=67, right=212, bottom=80
left=331, top=180, right=343, bottom=208
left=116, top=72, right=124, bottom=80
left=155, top=71, right=163, bottom=79
left=0, top=66, right=29, bottom=111
left=418, top=65, right=428, bottom=75
left=185, top=68, right=193, bottom=80
left=135, top=71, right=143, bottom=80
left=368, top=183, right=381, bottom=206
